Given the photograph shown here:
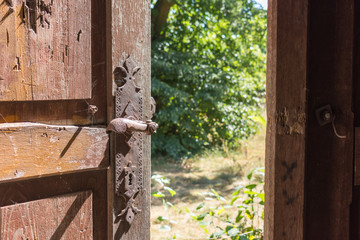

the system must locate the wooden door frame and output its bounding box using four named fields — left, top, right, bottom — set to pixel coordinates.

left=106, top=1, right=152, bottom=239
left=265, top=0, right=354, bottom=239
